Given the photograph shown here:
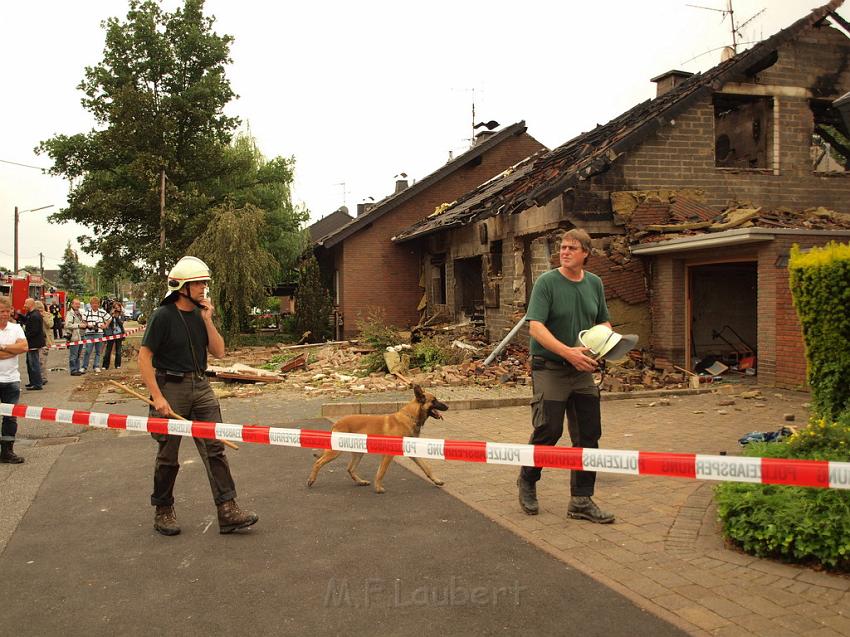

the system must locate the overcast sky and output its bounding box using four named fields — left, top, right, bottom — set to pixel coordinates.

left=1, top=0, right=843, bottom=269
